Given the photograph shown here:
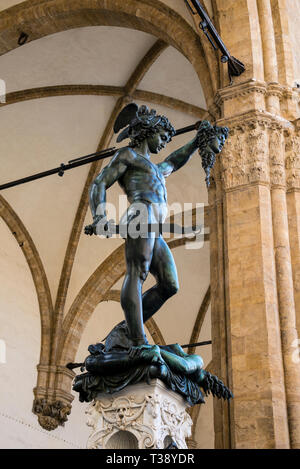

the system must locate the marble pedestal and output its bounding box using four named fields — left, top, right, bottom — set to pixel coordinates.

left=85, top=379, right=193, bottom=449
